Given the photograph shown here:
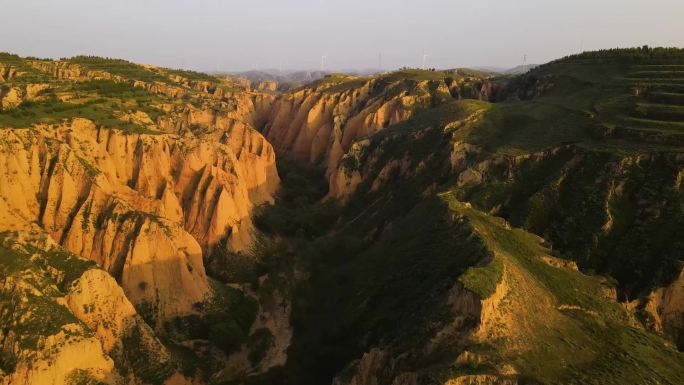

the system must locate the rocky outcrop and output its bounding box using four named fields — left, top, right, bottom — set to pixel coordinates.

left=262, top=73, right=482, bottom=176
left=66, top=268, right=190, bottom=384
left=256, top=80, right=278, bottom=92
left=0, top=83, right=50, bottom=109
left=0, top=65, right=21, bottom=83
left=0, top=87, right=22, bottom=109
left=67, top=269, right=157, bottom=356
left=637, top=269, right=684, bottom=349
left=0, top=230, right=197, bottom=385
left=0, top=234, right=119, bottom=385
left=2, top=333, right=117, bottom=385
